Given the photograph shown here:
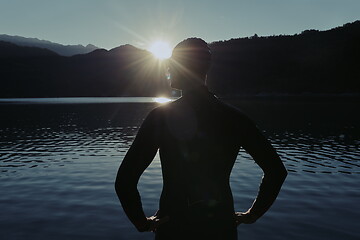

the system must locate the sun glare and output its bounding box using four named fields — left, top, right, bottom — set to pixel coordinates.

left=153, top=97, right=172, bottom=104
left=148, top=41, right=172, bottom=60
